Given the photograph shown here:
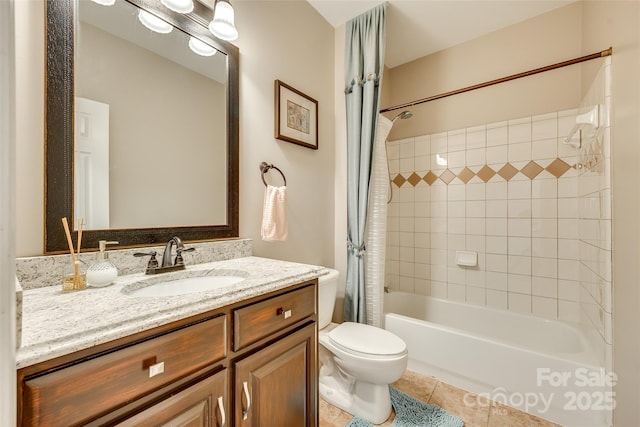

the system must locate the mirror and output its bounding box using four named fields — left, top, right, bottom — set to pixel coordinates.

left=45, top=0, right=239, bottom=253
left=76, top=0, right=229, bottom=230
